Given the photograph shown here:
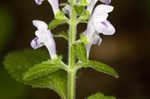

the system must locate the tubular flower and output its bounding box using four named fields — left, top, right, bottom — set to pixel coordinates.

left=85, top=4, right=115, bottom=57
left=34, top=0, right=59, bottom=15
left=31, top=20, right=57, bottom=59
left=87, top=0, right=111, bottom=14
